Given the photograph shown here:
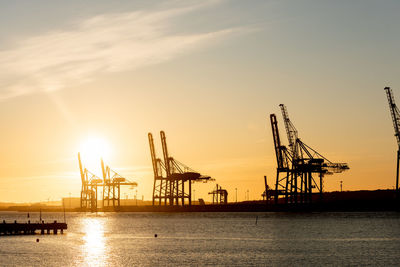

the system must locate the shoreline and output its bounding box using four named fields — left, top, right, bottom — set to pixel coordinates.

left=1, top=189, right=398, bottom=213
